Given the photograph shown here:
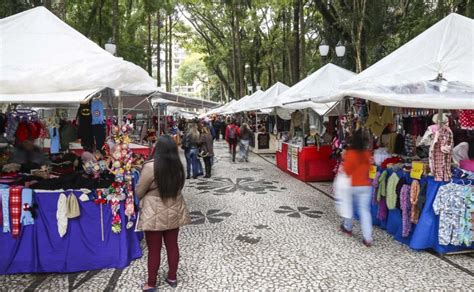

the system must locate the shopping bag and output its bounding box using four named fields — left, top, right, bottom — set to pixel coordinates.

left=333, top=170, right=353, bottom=219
